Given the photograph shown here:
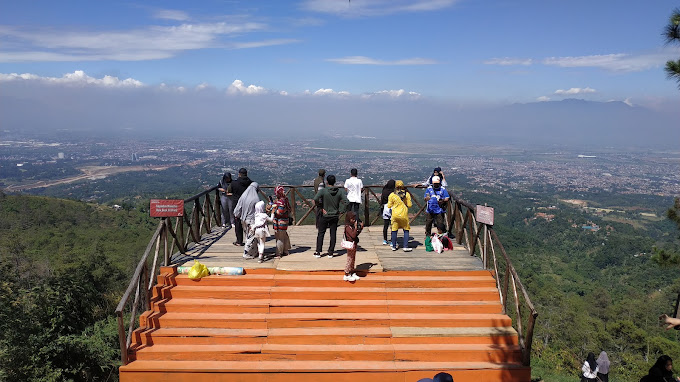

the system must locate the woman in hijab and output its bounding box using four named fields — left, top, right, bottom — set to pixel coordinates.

left=387, top=180, right=412, bottom=251
left=272, top=186, right=291, bottom=258
left=581, top=352, right=599, bottom=382
left=644, top=355, right=679, bottom=382
left=597, top=351, right=610, bottom=382
left=343, top=211, right=362, bottom=282
left=422, top=167, right=448, bottom=187
left=218, top=172, right=233, bottom=229
left=380, top=180, right=396, bottom=245
left=234, top=182, right=261, bottom=257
